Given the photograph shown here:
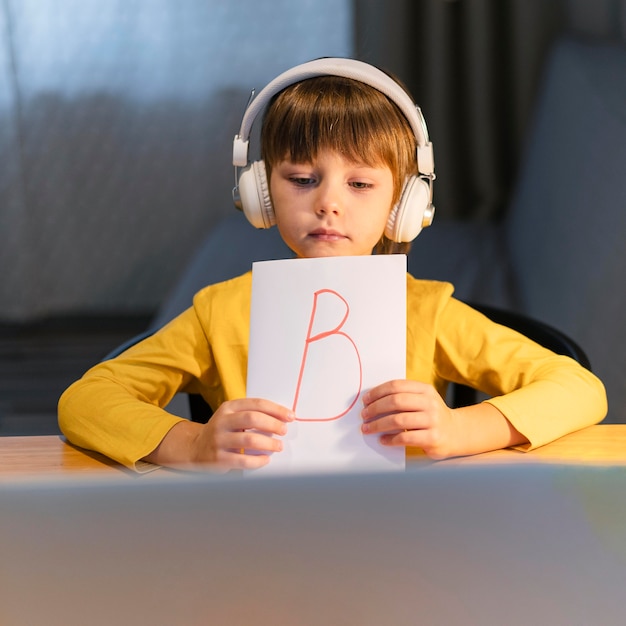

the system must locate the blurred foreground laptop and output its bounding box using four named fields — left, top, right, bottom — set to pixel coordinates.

left=1, top=464, right=625, bottom=626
